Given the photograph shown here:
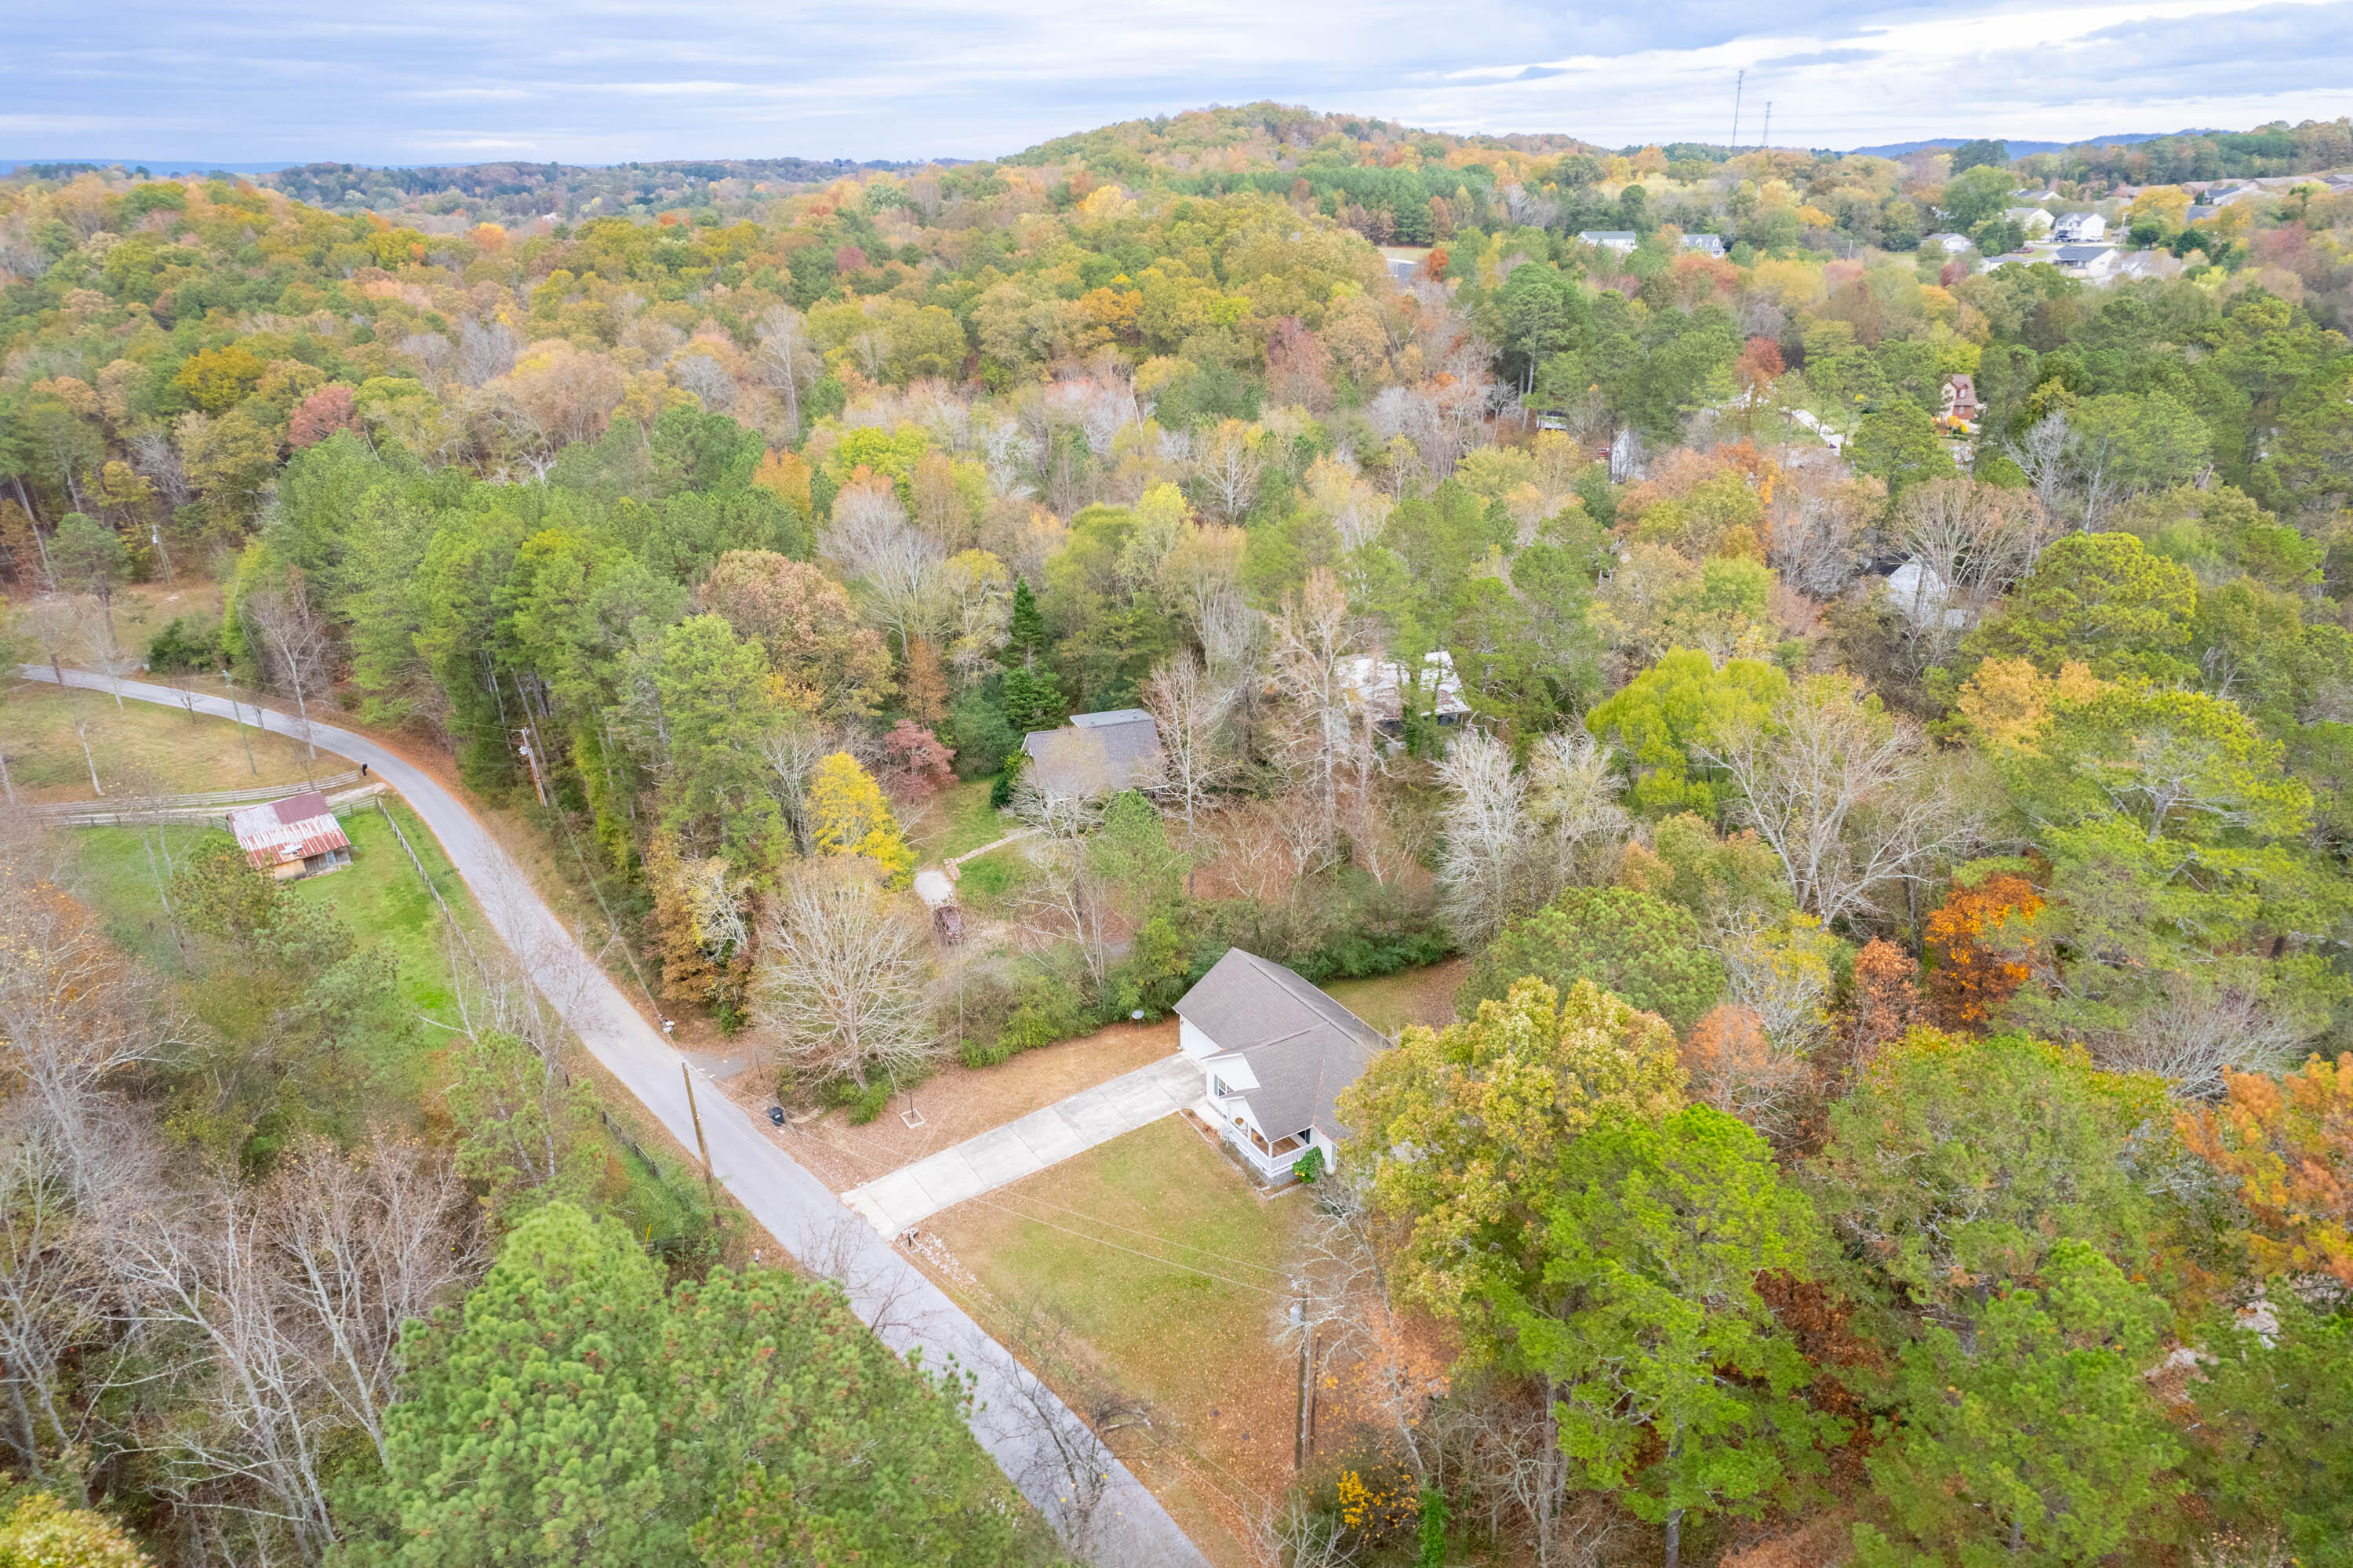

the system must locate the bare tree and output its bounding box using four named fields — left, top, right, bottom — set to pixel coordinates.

left=1190, top=419, right=1264, bottom=523
left=757, top=711, right=841, bottom=853
left=0, top=1117, right=145, bottom=1493
left=2008, top=409, right=2076, bottom=522
left=1141, top=653, right=1237, bottom=839
left=0, top=869, right=168, bottom=1194
left=824, top=484, right=950, bottom=649
left=256, top=1131, right=481, bottom=1464
left=2097, top=983, right=2312, bottom=1100
left=1266, top=569, right=1368, bottom=853
left=979, top=1298, right=1126, bottom=1562
left=1704, top=676, right=1979, bottom=927
left=242, top=573, right=333, bottom=759
left=455, top=315, right=519, bottom=387
left=754, top=307, right=816, bottom=435
left=1522, top=729, right=1631, bottom=893
left=1435, top=727, right=1530, bottom=946
left=1889, top=479, right=2054, bottom=668
left=751, top=864, right=940, bottom=1090
left=1278, top=1170, right=1442, bottom=1483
